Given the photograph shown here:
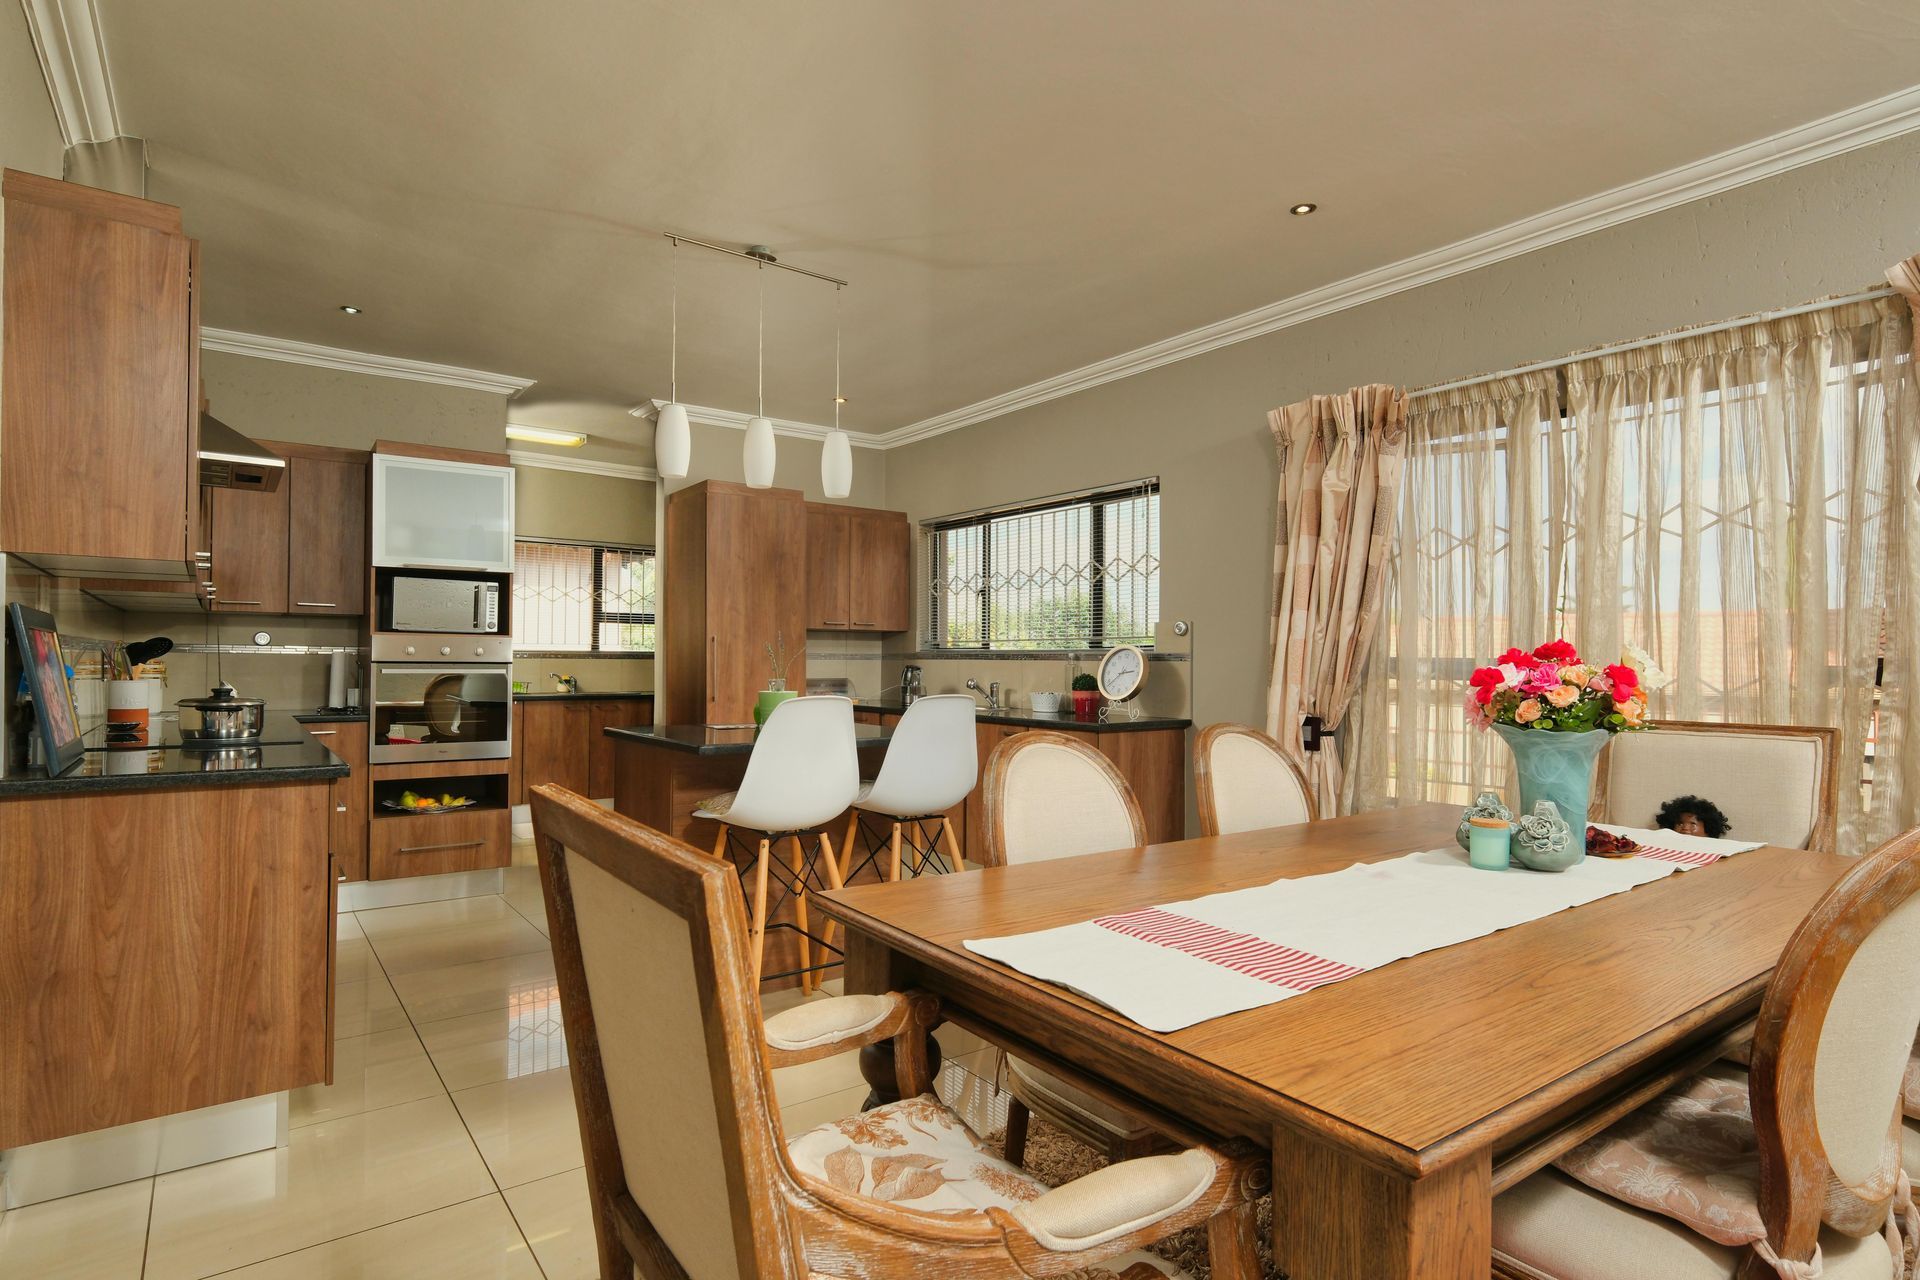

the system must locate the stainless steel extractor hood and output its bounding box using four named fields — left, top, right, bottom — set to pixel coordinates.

left=198, top=414, right=286, bottom=491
